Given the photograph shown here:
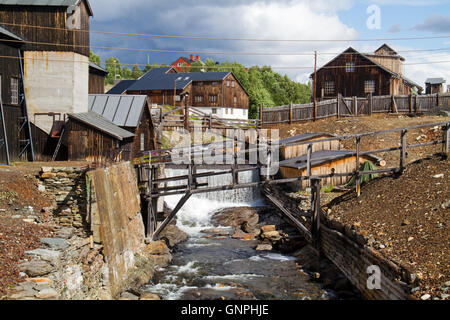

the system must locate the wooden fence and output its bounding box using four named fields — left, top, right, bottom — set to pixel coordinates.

left=261, top=93, right=449, bottom=125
